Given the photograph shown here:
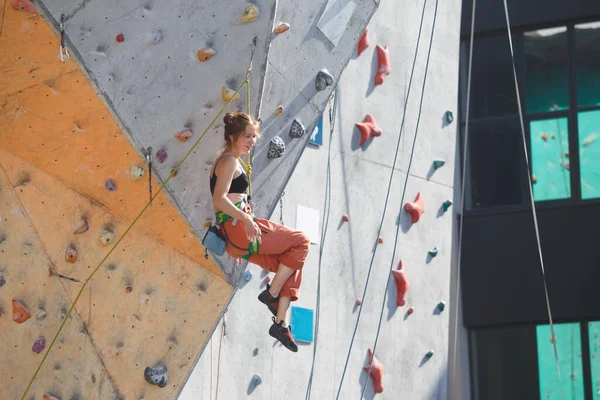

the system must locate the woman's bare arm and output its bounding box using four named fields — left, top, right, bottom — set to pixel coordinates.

left=212, top=156, right=251, bottom=222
